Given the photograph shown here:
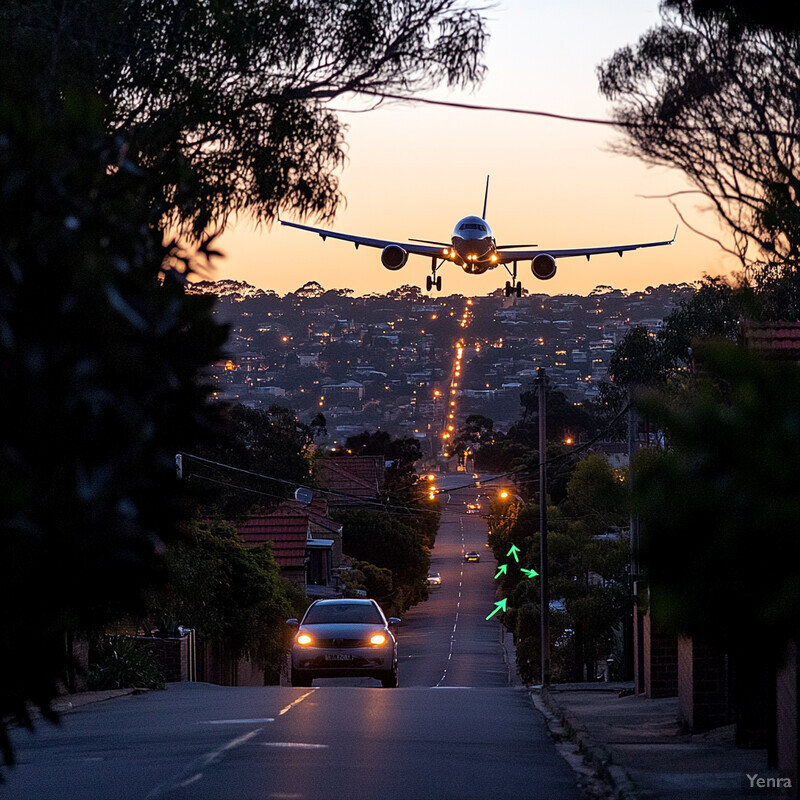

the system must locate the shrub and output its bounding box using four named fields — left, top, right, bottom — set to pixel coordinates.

left=88, top=635, right=165, bottom=691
